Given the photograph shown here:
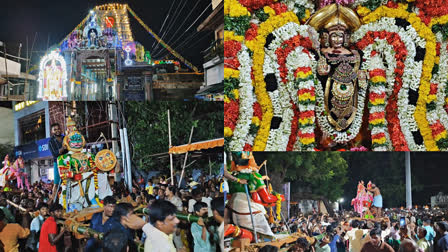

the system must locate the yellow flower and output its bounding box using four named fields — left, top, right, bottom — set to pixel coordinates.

left=233, top=89, right=240, bottom=100
left=370, top=98, right=385, bottom=106
left=224, top=95, right=230, bottom=104
left=264, top=6, right=276, bottom=17
left=299, top=93, right=316, bottom=101
left=372, top=137, right=387, bottom=145
left=301, top=9, right=311, bottom=23
left=225, top=0, right=250, bottom=17
left=252, top=117, right=260, bottom=126
left=370, top=118, right=385, bottom=125
left=427, top=94, right=437, bottom=103
left=224, top=31, right=244, bottom=43
left=224, top=68, right=240, bottom=79
left=224, top=127, right=234, bottom=137
left=252, top=11, right=300, bottom=151
left=299, top=117, right=314, bottom=125
left=357, top=6, right=371, bottom=17
left=435, top=56, right=440, bottom=64
left=371, top=75, right=386, bottom=83
left=445, top=97, right=448, bottom=105
left=296, top=70, right=312, bottom=79
left=300, top=137, right=315, bottom=145
left=434, top=131, right=447, bottom=142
